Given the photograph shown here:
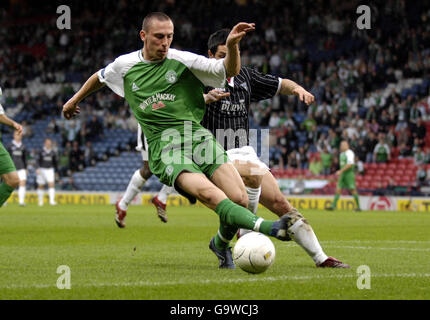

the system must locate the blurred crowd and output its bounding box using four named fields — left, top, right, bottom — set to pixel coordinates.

left=2, top=0, right=430, bottom=188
